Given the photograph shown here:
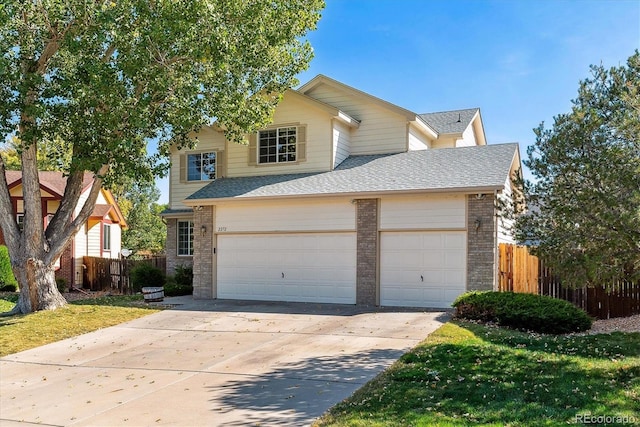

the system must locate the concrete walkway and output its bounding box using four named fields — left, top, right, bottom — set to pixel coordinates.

left=0, top=297, right=449, bottom=426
